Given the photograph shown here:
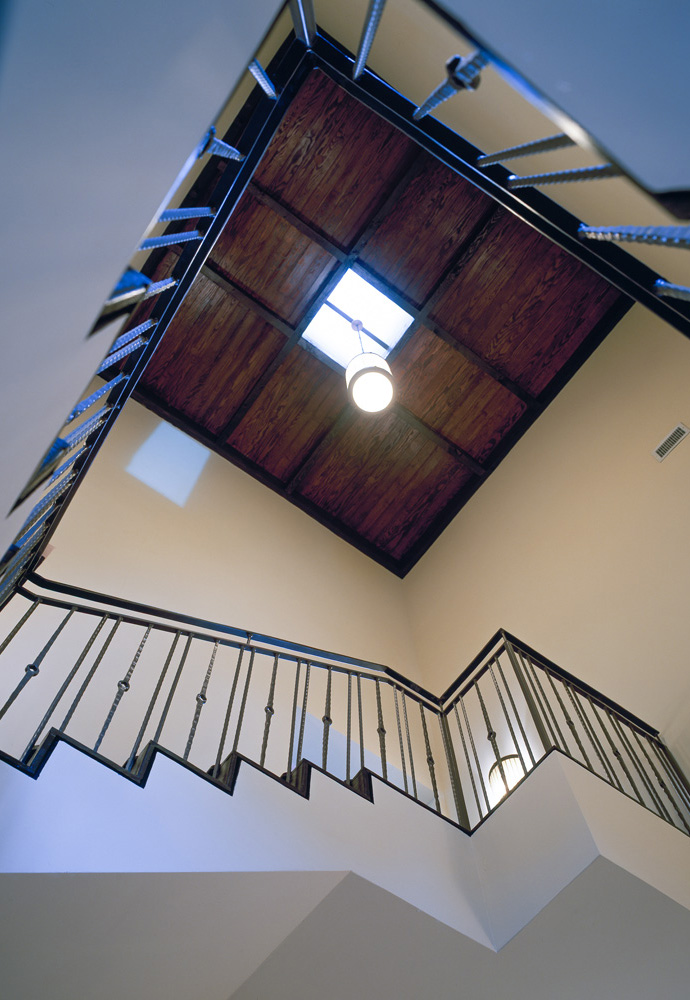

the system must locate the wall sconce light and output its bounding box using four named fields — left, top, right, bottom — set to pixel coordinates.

left=488, top=753, right=525, bottom=803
